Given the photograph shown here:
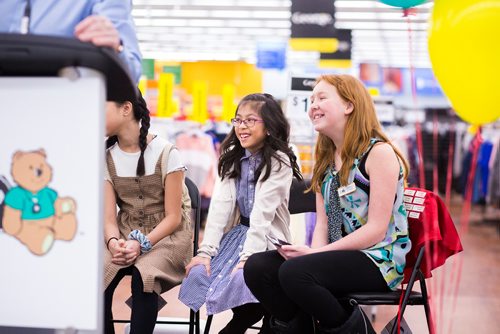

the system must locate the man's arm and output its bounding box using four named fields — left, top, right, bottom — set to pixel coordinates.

left=75, top=0, right=142, bottom=83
